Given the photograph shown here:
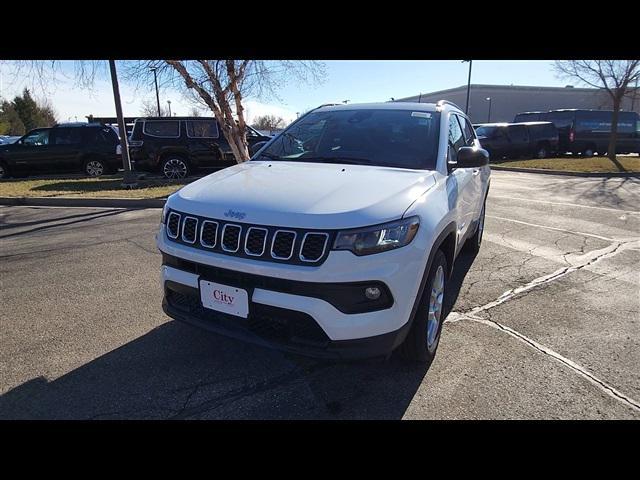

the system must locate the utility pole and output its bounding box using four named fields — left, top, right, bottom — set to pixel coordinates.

left=109, top=60, right=137, bottom=188
left=150, top=67, right=161, bottom=117
left=463, top=60, right=473, bottom=115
